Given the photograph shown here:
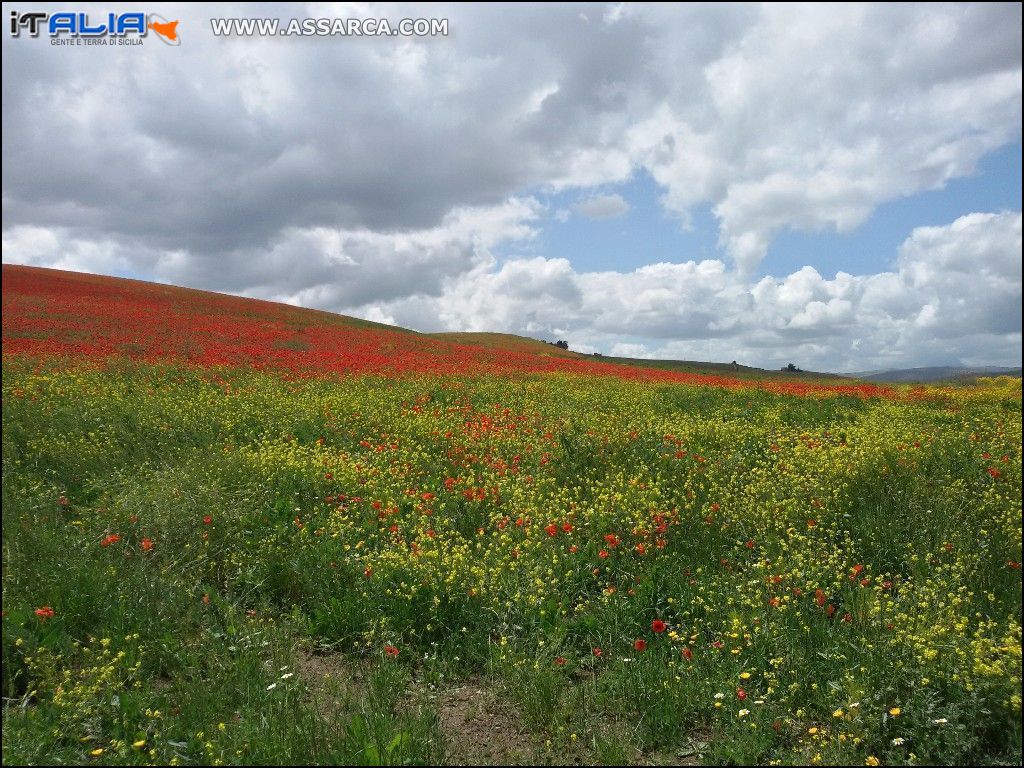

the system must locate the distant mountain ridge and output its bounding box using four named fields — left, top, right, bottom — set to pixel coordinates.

left=847, top=366, right=1022, bottom=383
